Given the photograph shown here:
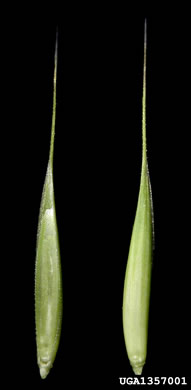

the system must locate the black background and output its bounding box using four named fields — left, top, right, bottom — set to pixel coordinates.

left=3, top=4, right=191, bottom=388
